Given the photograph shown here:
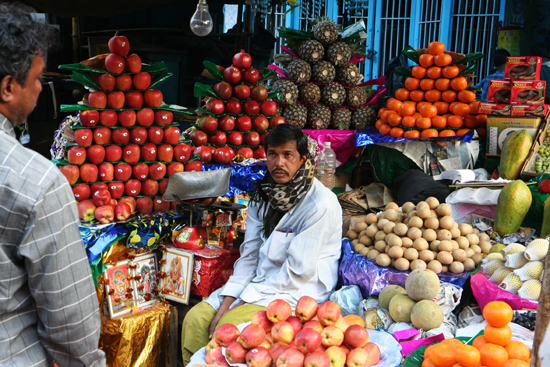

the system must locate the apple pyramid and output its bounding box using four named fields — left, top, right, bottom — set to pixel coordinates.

left=190, top=50, right=285, bottom=164
left=56, top=35, right=196, bottom=223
